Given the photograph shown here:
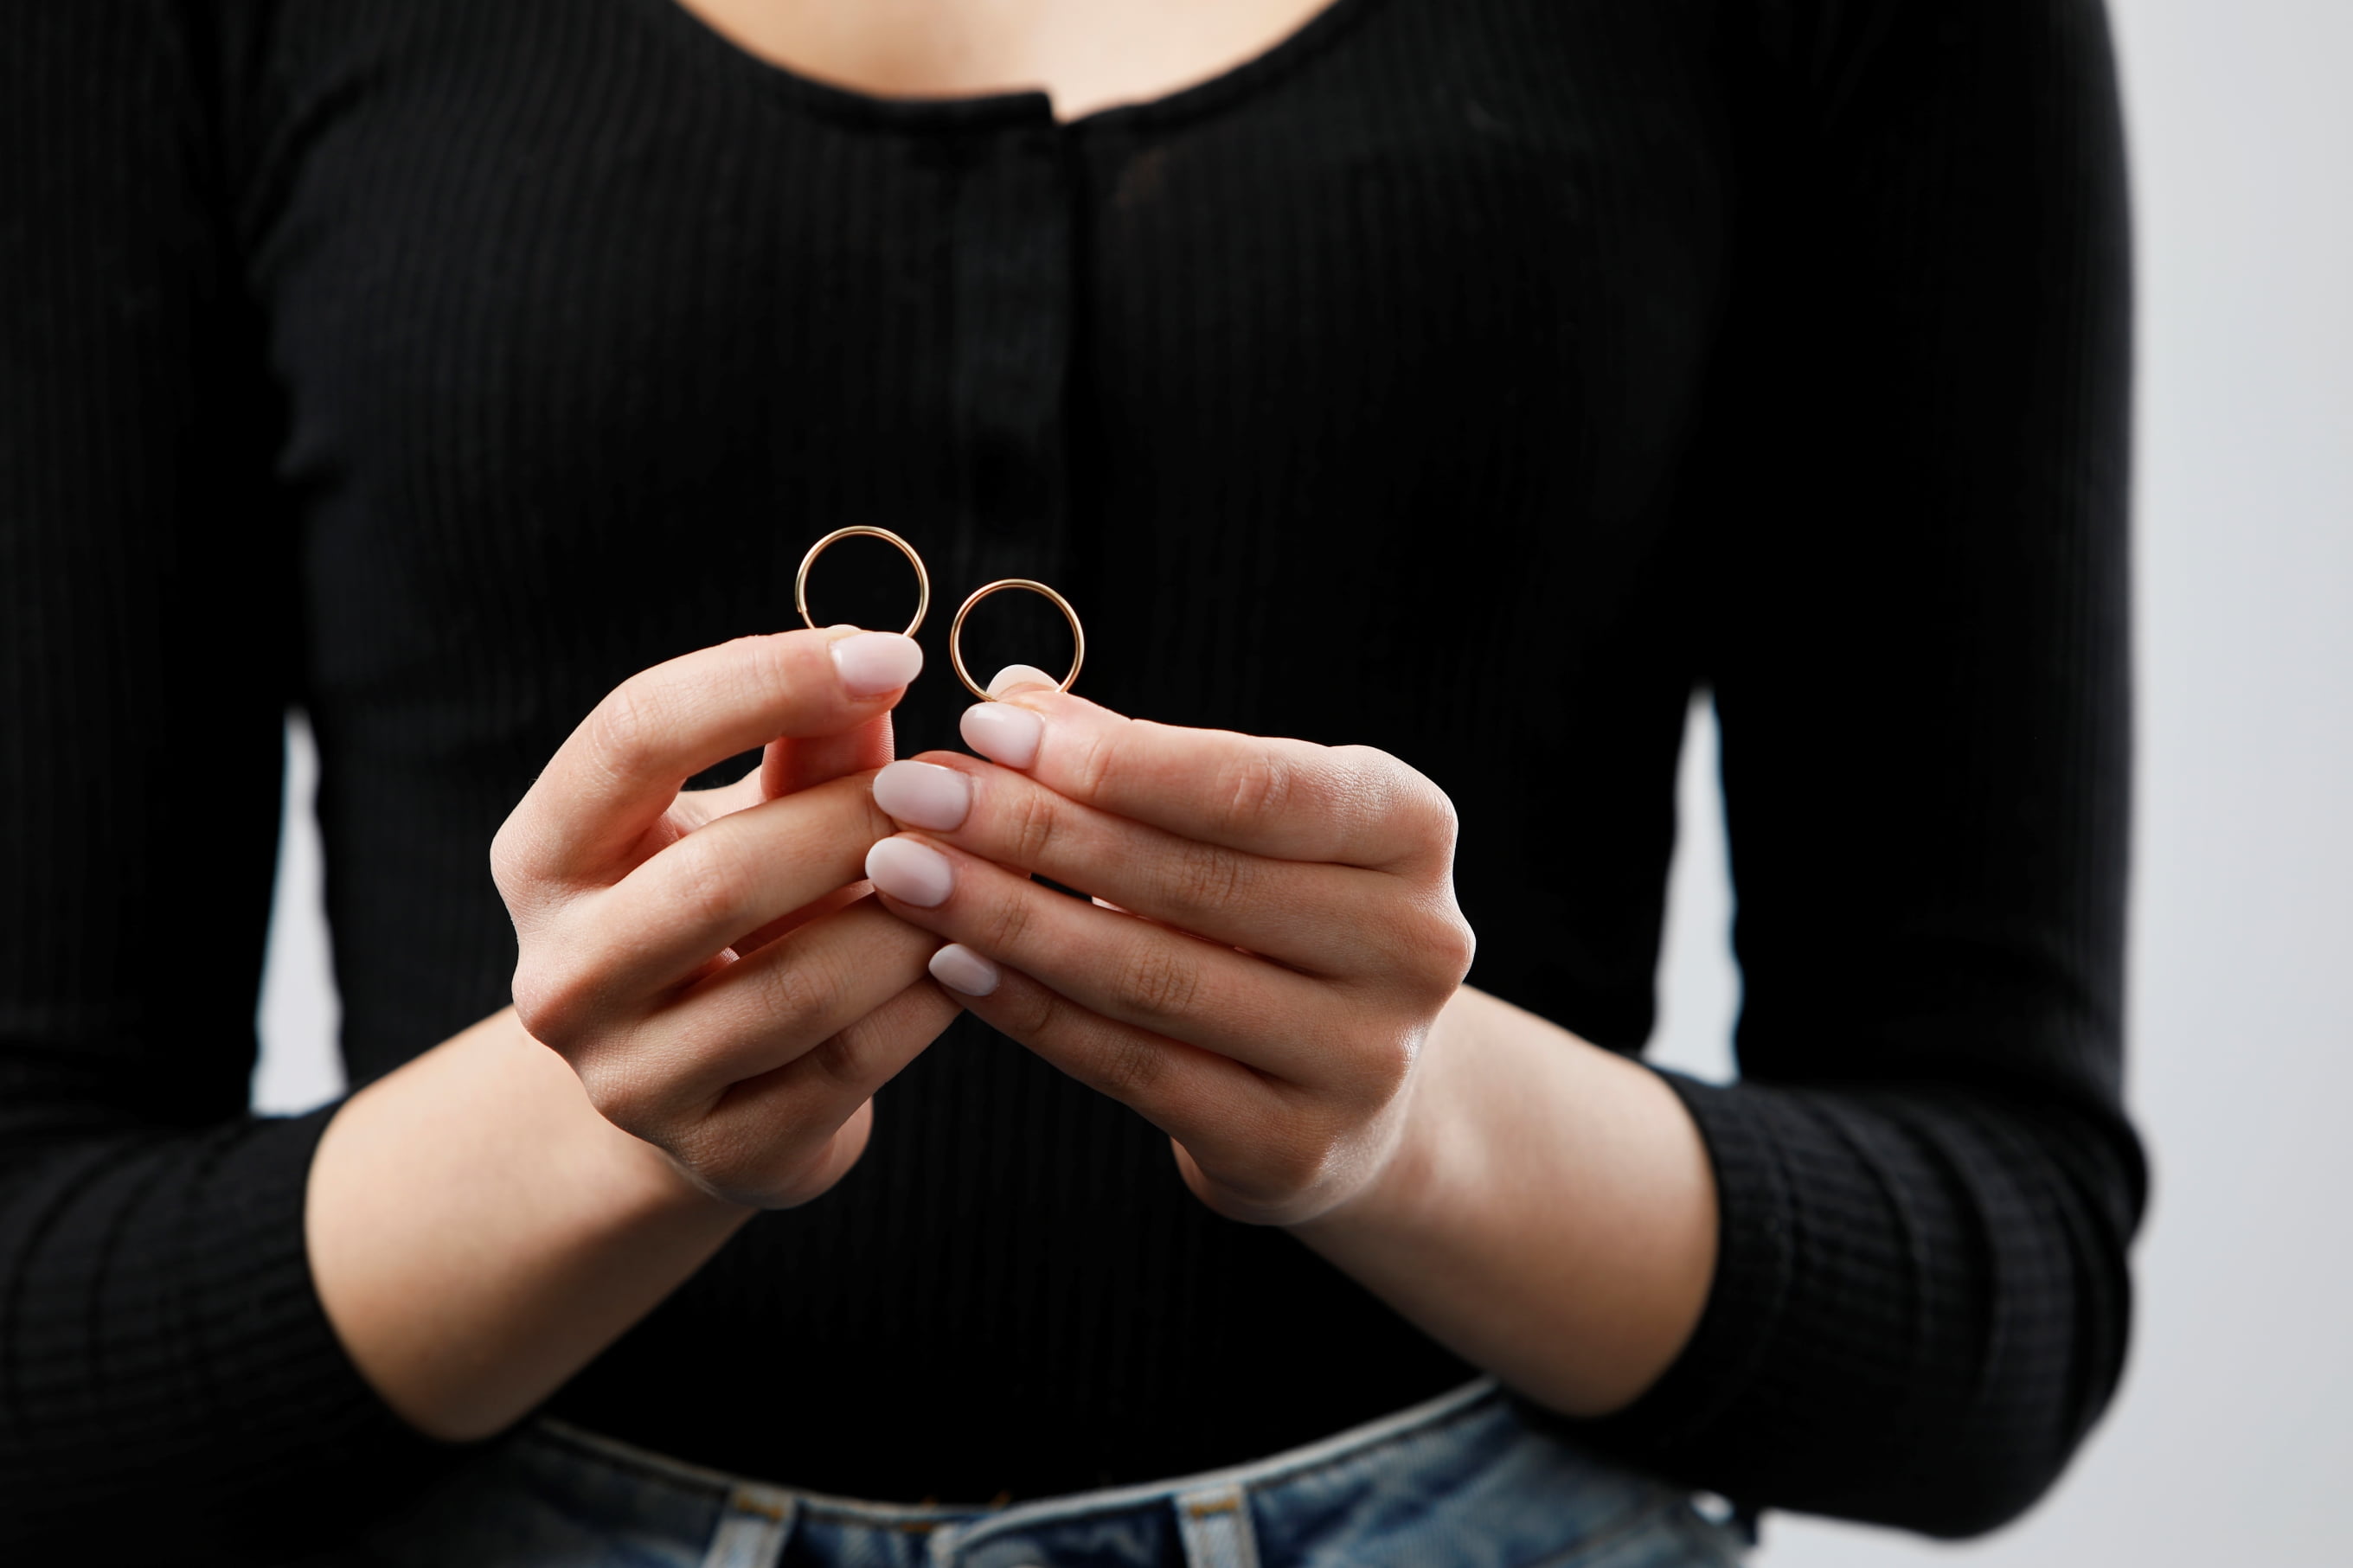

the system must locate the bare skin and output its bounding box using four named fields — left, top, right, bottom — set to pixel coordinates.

left=670, top=0, right=1348, bottom=122
left=1297, top=987, right=1718, bottom=1418
left=304, top=1, right=1718, bottom=1451
left=309, top=626, right=960, bottom=1439
left=870, top=677, right=1718, bottom=1417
